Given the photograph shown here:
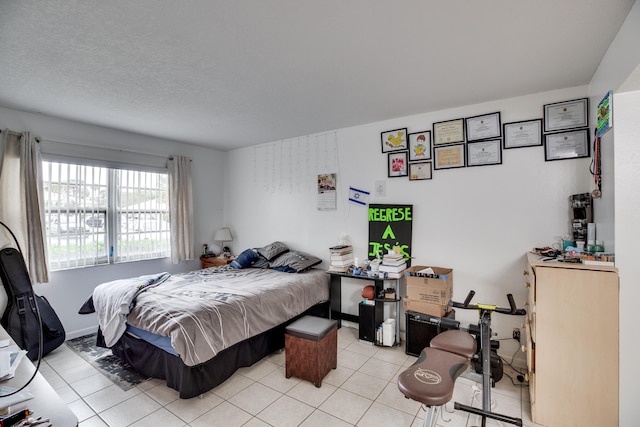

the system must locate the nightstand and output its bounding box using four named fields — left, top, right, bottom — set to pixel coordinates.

left=200, top=256, right=233, bottom=269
